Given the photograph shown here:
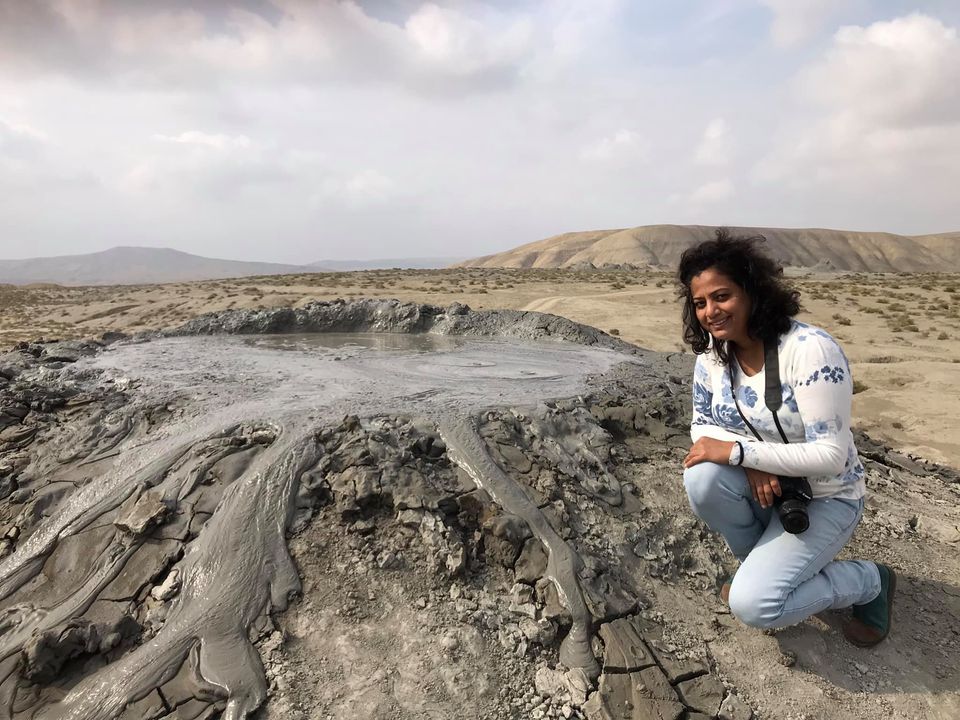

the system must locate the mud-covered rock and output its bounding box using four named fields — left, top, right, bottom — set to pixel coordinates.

left=515, top=537, right=549, bottom=583
left=483, top=513, right=533, bottom=568
left=22, top=619, right=101, bottom=683
left=115, top=491, right=171, bottom=536
left=675, top=673, right=726, bottom=716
